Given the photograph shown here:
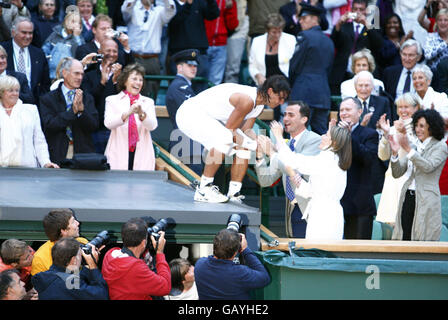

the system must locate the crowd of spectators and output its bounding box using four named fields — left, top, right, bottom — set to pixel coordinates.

left=1, top=0, right=448, bottom=300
